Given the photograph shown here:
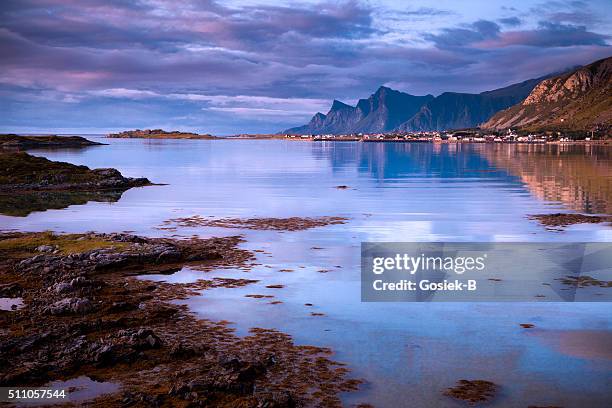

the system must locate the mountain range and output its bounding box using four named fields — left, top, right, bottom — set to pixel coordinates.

left=482, top=56, right=611, bottom=132
left=288, top=58, right=611, bottom=135
left=284, top=74, right=549, bottom=134
left=285, top=87, right=434, bottom=134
